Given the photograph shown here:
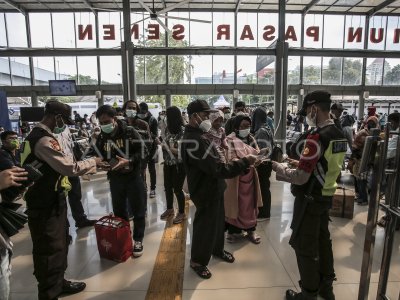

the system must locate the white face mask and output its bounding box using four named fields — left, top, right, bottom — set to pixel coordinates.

left=306, top=107, right=317, bottom=127
left=236, top=111, right=245, bottom=116
left=196, top=114, right=212, bottom=132
left=116, top=116, right=125, bottom=120
left=224, top=113, right=230, bottom=119
left=238, top=128, right=250, bottom=138
left=126, top=110, right=137, bottom=118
